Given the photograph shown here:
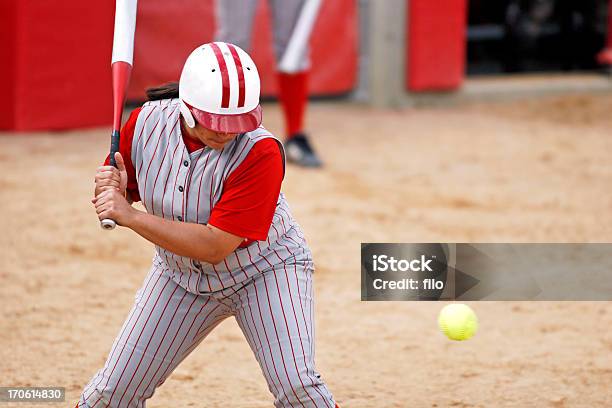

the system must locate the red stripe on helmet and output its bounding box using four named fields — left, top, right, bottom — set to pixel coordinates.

left=209, top=43, right=230, bottom=109
left=226, top=44, right=246, bottom=108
